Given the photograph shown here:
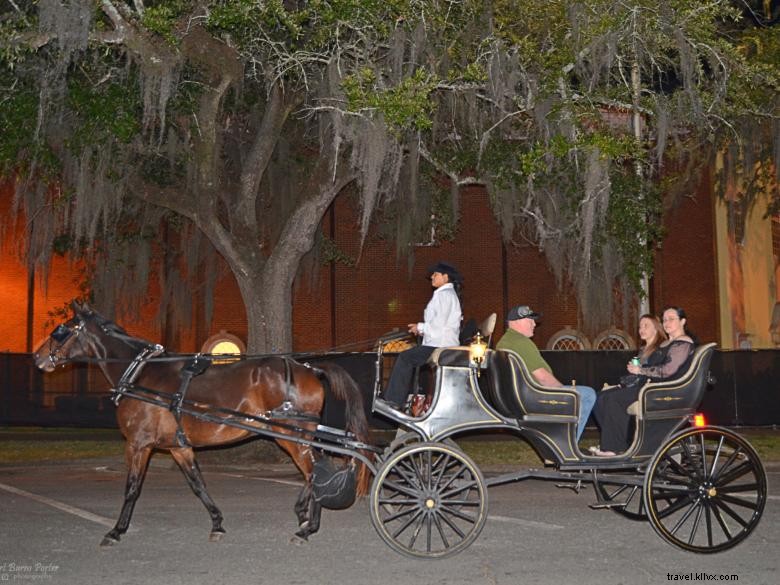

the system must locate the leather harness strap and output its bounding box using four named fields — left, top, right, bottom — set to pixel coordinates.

left=170, top=355, right=211, bottom=447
